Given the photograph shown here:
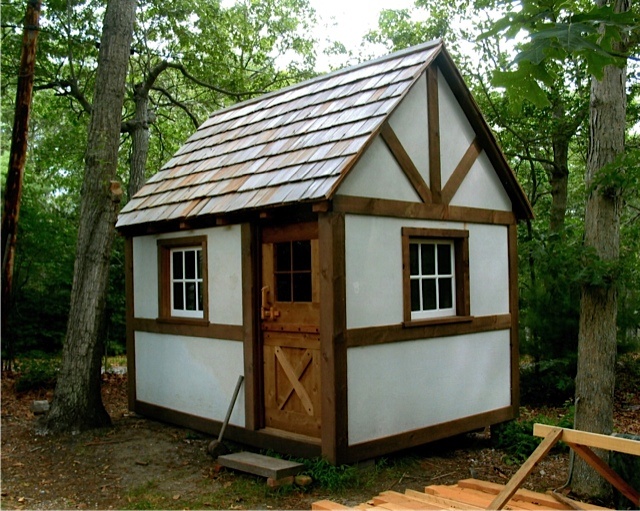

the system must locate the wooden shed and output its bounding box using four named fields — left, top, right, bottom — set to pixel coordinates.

left=116, top=40, right=533, bottom=465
